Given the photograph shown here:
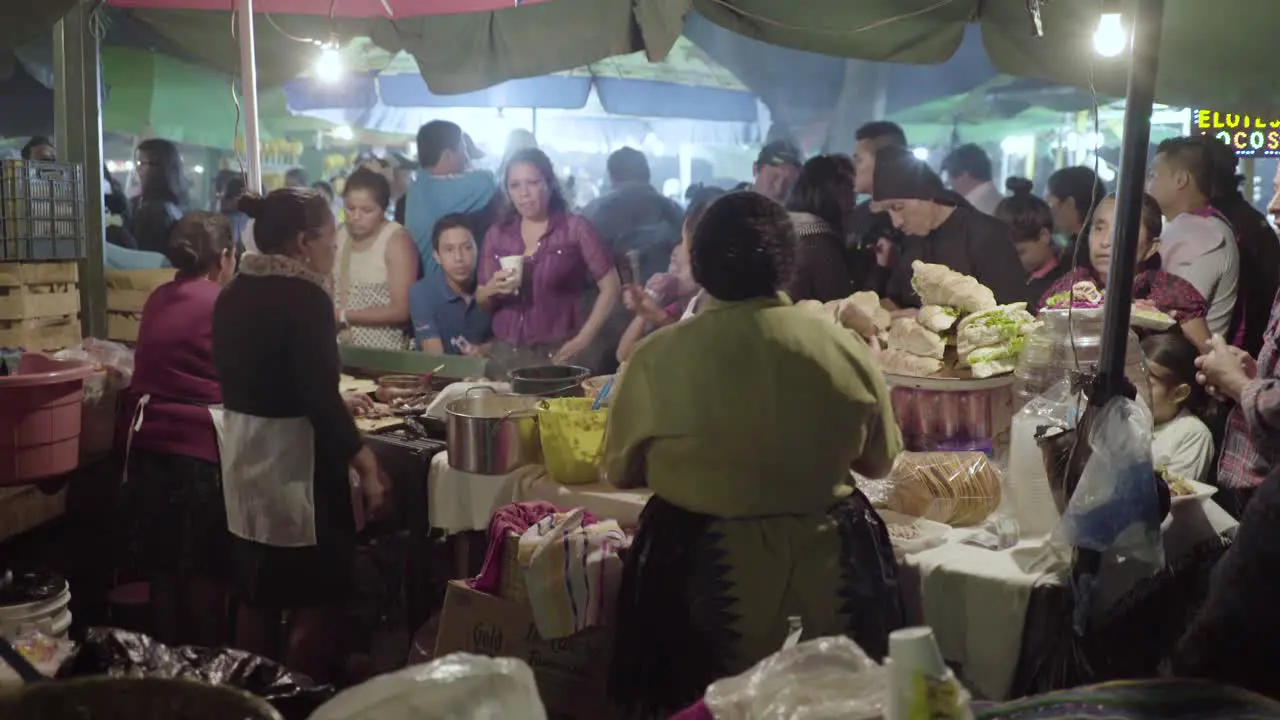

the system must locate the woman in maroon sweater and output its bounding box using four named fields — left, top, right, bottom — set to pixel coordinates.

left=120, top=211, right=234, bottom=647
